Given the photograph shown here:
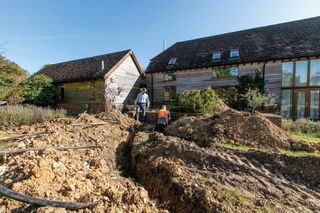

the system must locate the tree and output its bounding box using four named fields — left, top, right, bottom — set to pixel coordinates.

left=179, top=87, right=219, bottom=114
left=20, top=74, right=57, bottom=106
left=0, top=55, right=27, bottom=103
left=241, top=88, right=276, bottom=113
